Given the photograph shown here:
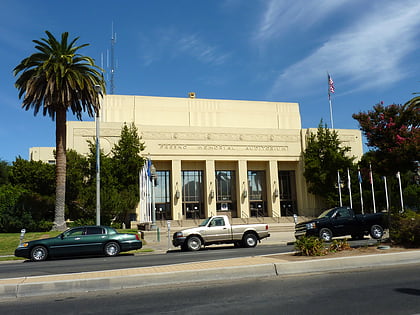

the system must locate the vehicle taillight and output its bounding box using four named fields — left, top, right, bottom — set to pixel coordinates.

left=265, top=224, right=269, bottom=230
left=135, top=234, right=140, bottom=240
